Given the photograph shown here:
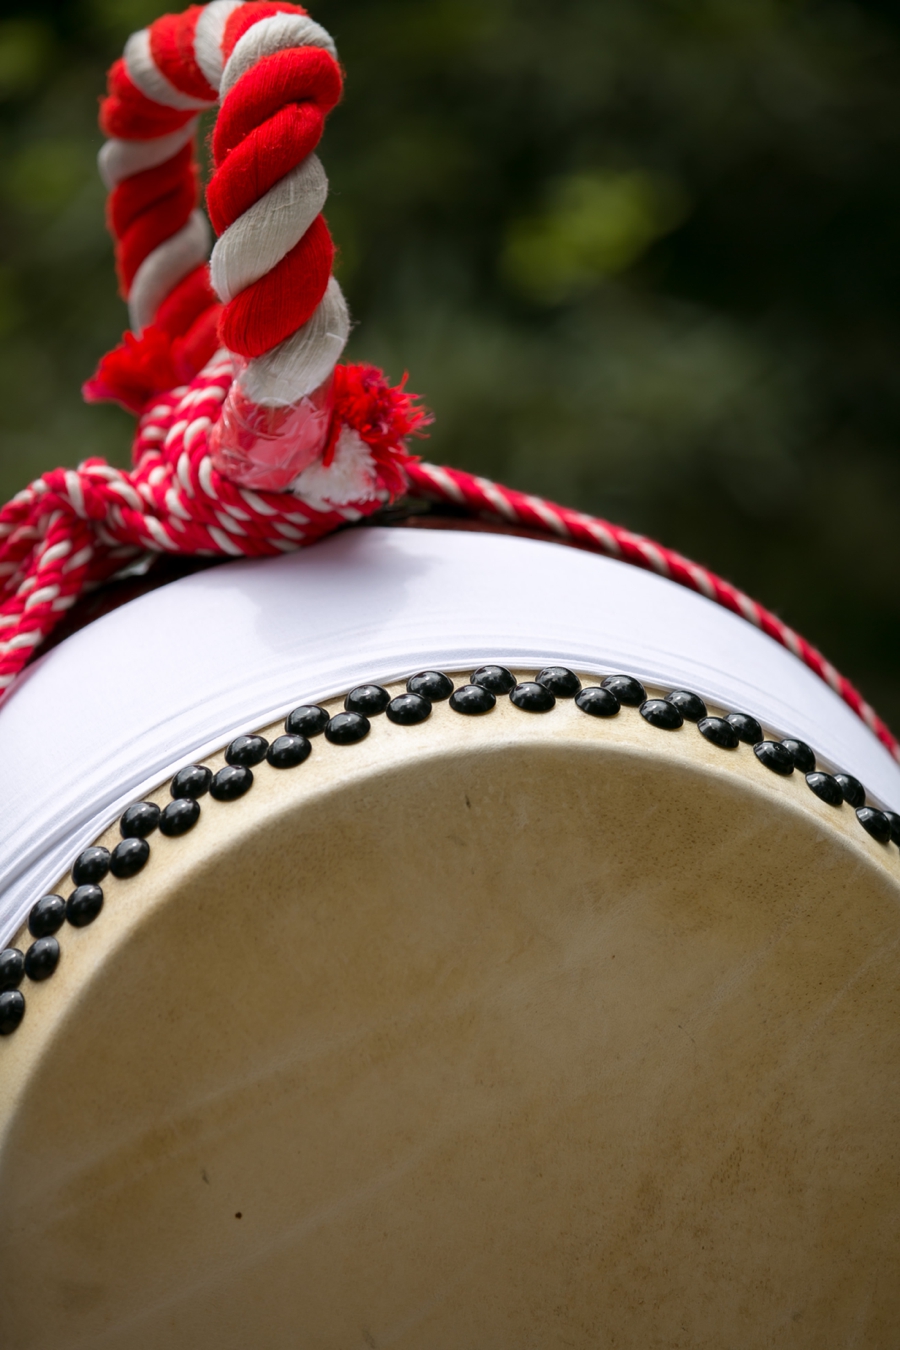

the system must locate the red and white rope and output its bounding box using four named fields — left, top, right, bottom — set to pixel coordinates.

left=1, top=0, right=894, bottom=767
left=1, top=343, right=895, bottom=761
left=0, top=356, right=421, bottom=694
left=403, top=462, right=898, bottom=761
left=95, top=0, right=347, bottom=408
